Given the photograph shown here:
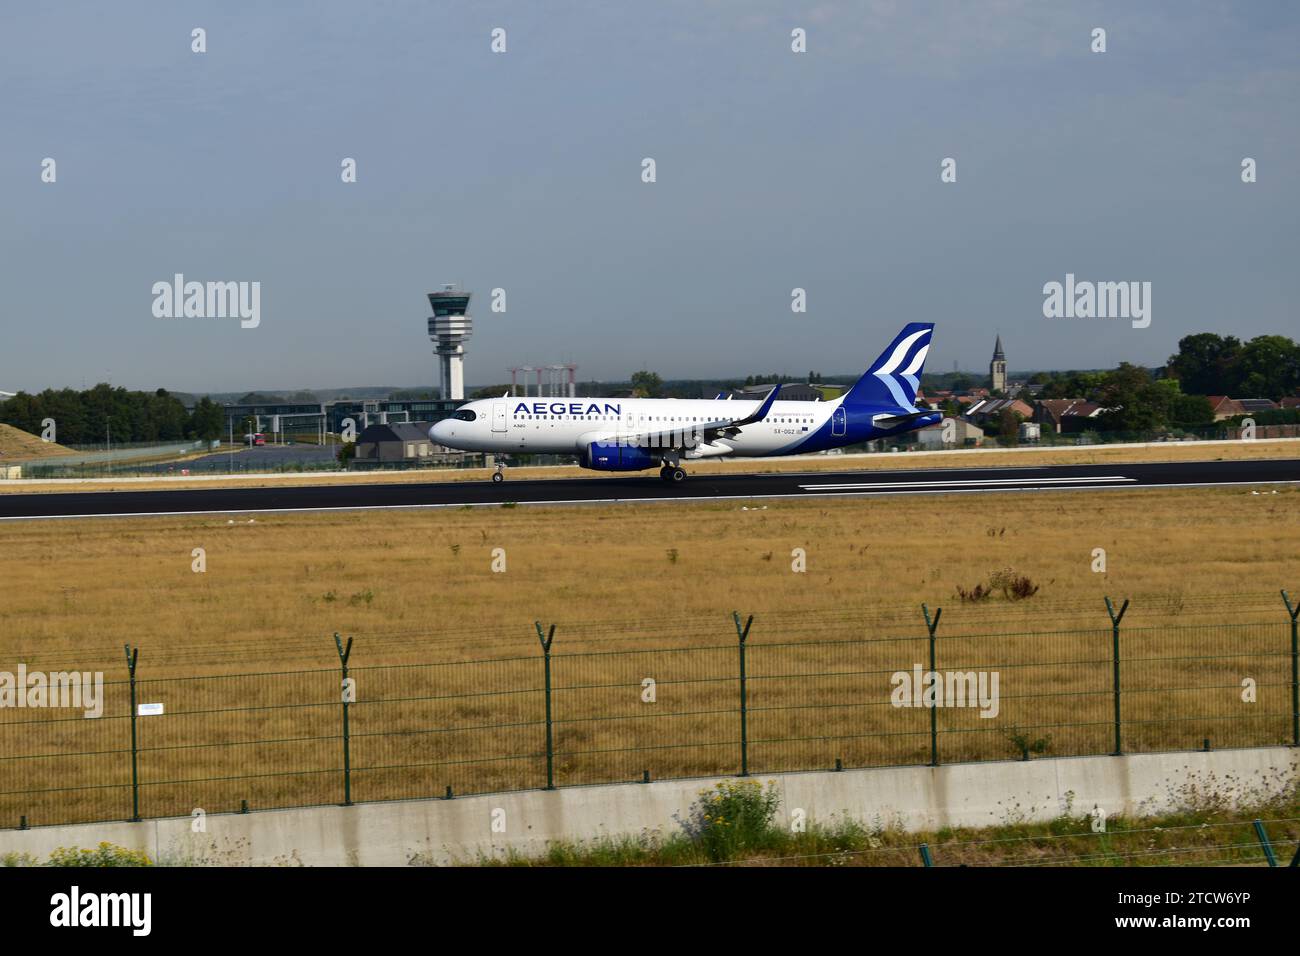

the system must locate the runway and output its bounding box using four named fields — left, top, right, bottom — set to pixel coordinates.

left=0, top=458, right=1297, bottom=521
